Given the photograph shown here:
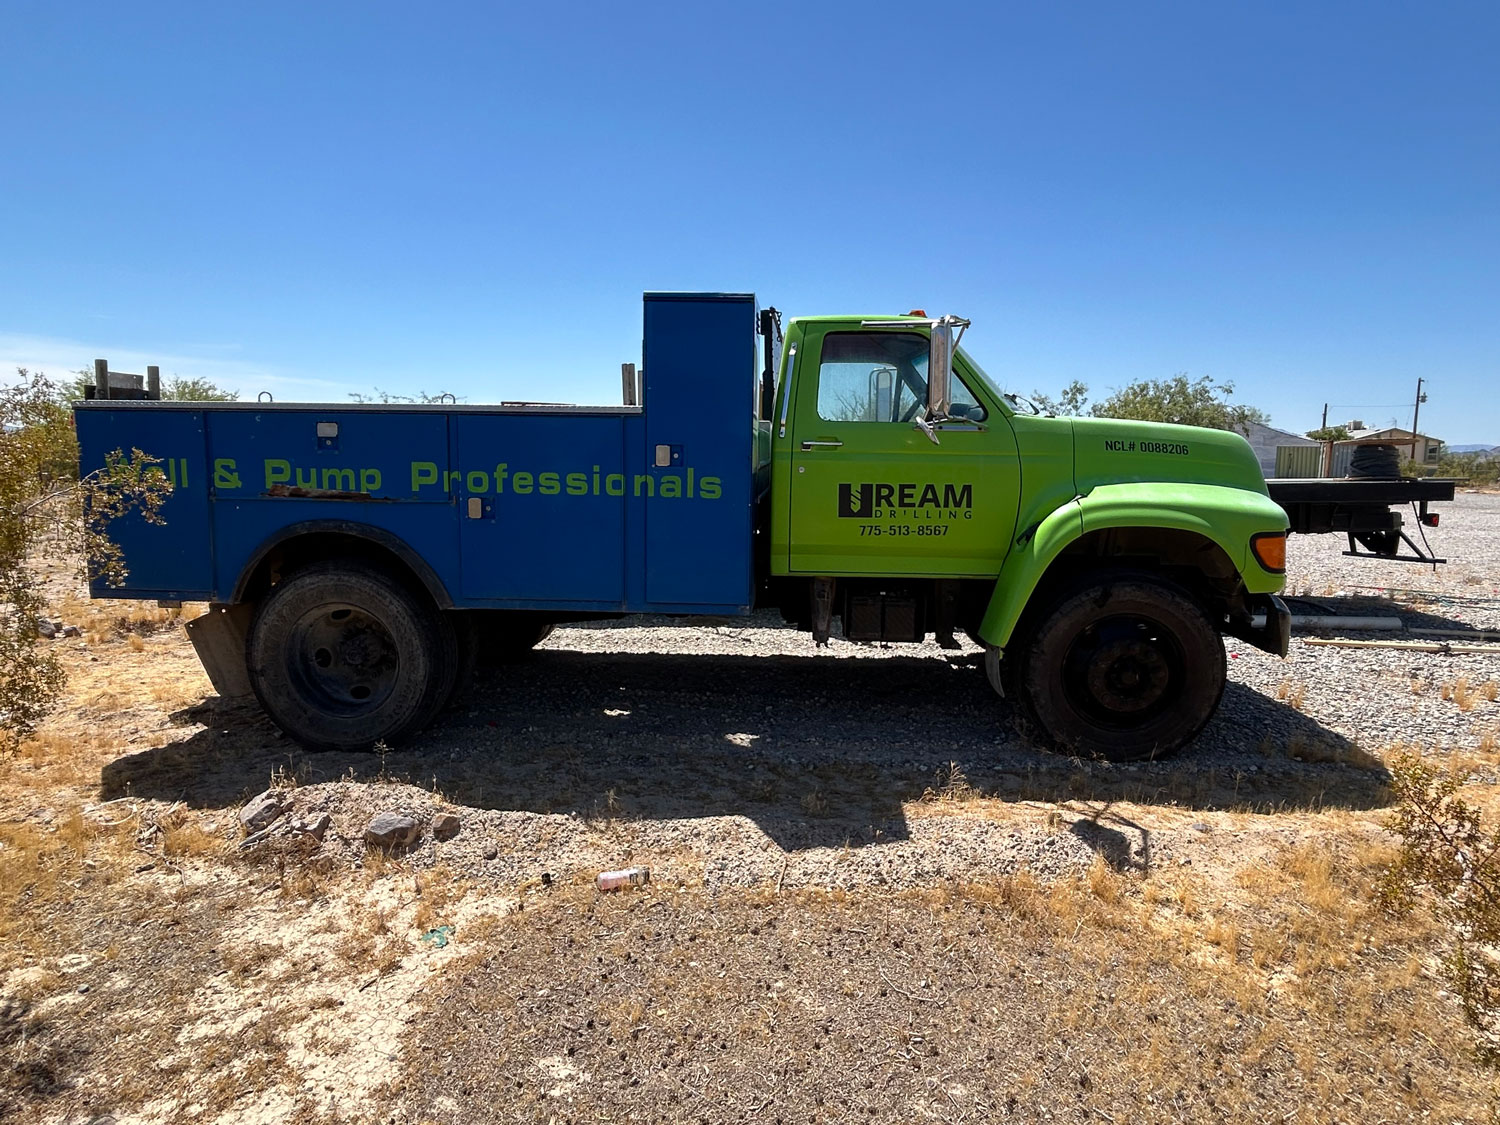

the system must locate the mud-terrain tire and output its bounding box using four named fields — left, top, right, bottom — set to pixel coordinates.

left=1009, top=572, right=1225, bottom=762
left=247, top=562, right=447, bottom=752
